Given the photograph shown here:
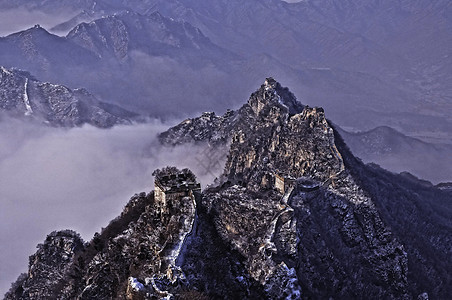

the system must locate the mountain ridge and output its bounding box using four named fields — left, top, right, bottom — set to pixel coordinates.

left=0, top=66, right=136, bottom=127
left=0, top=11, right=245, bottom=116
left=337, top=125, right=452, bottom=183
